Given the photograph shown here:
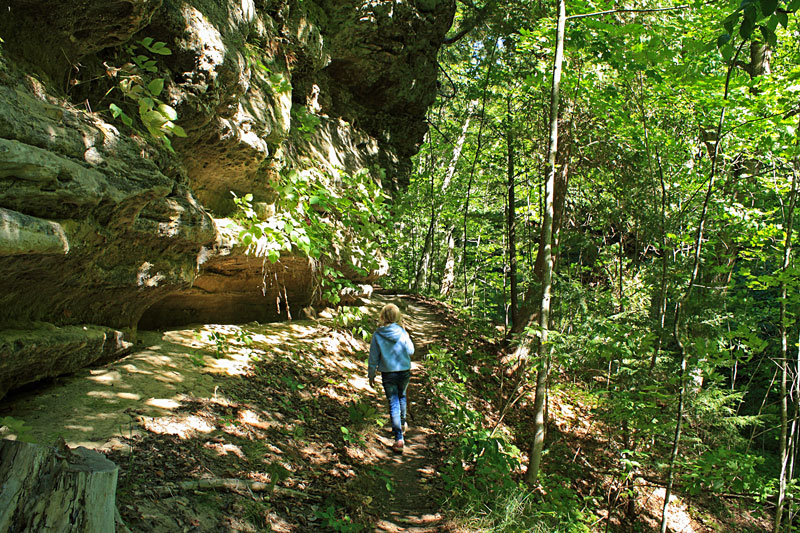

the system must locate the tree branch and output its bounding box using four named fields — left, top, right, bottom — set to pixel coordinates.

left=443, top=0, right=498, bottom=45
left=566, top=4, right=691, bottom=20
